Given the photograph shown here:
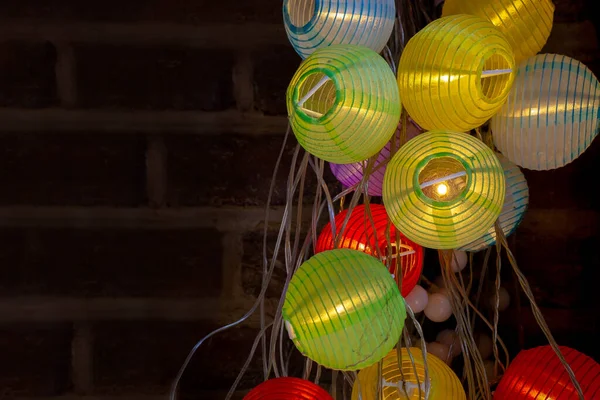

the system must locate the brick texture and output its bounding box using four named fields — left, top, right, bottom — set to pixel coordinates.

left=0, top=134, right=146, bottom=206
left=0, top=41, right=58, bottom=108
left=241, top=231, right=287, bottom=298
left=253, top=45, right=300, bottom=115
left=0, top=0, right=281, bottom=24
left=93, top=321, right=263, bottom=395
left=167, top=134, right=341, bottom=206
left=0, top=228, right=223, bottom=297
left=75, top=45, right=235, bottom=111
left=0, top=323, right=71, bottom=396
